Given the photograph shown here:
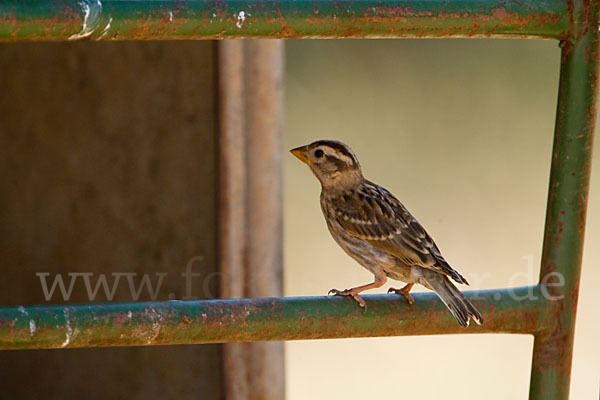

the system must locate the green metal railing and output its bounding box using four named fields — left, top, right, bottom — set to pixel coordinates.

left=0, top=1, right=598, bottom=399
left=0, top=0, right=573, bottom=40
left=0, top=288, right=550, bottom=348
